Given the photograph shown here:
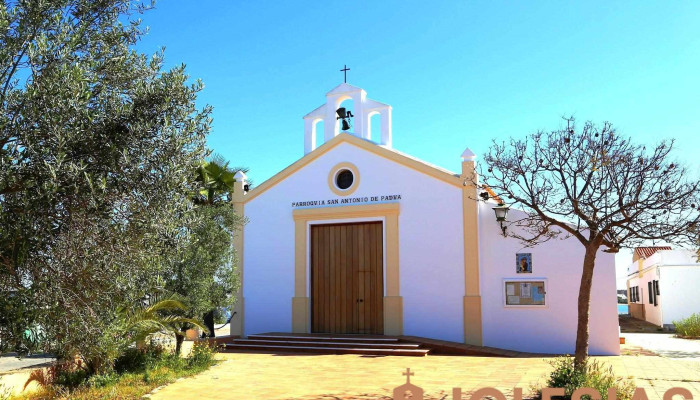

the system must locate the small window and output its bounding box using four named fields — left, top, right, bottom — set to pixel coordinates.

left=651, top=280, right=659, bottom=306
left=328, top=162, right=360, bottom=196
left=630, top=286, right=638, bottom=303
left=504, top=280, right=546, bottom=307
left=335, top=169, right=354, bottom=190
